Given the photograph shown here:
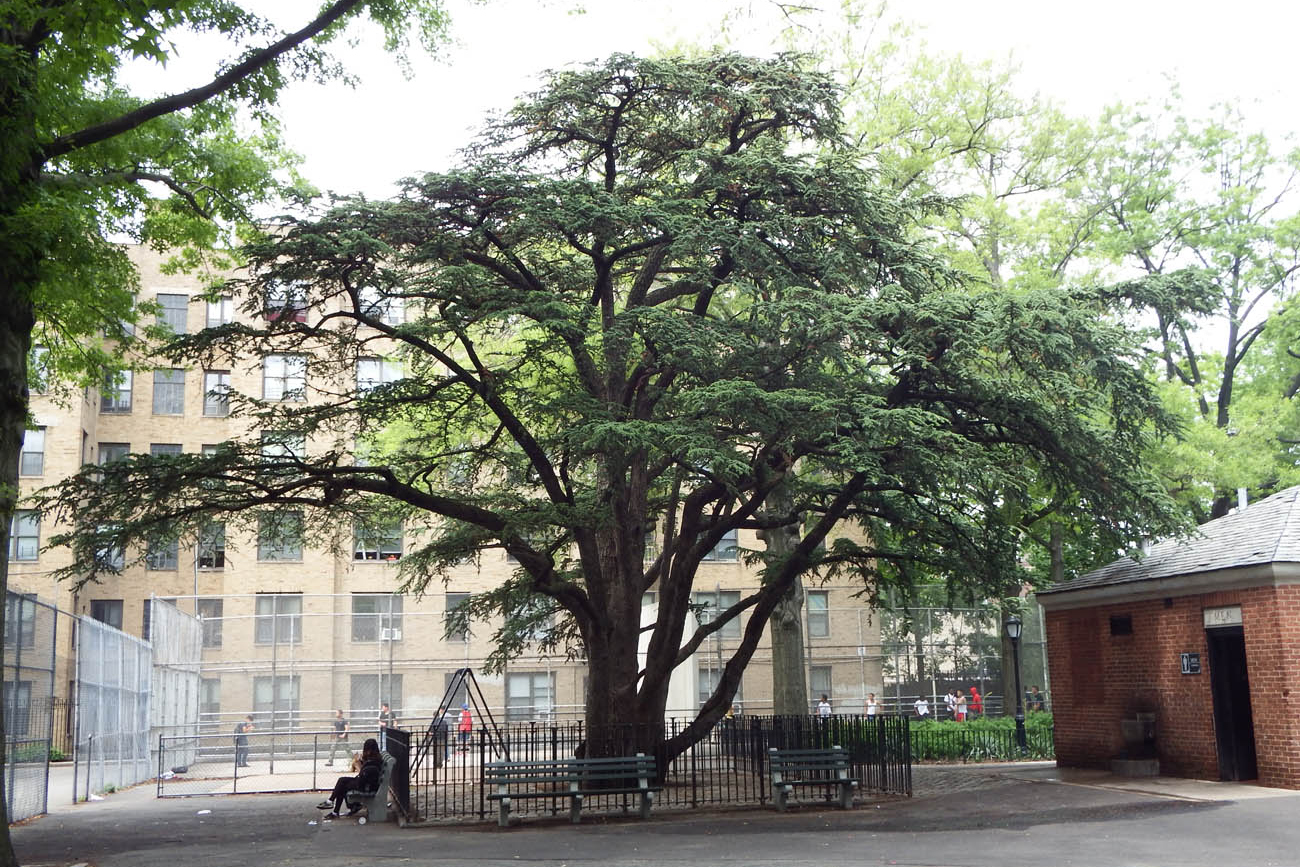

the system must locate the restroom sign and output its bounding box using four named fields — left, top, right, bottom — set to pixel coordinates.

left=1181, top=652, right=1201, bottom=675
left=1203, top=605, right=1242, bottom=628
